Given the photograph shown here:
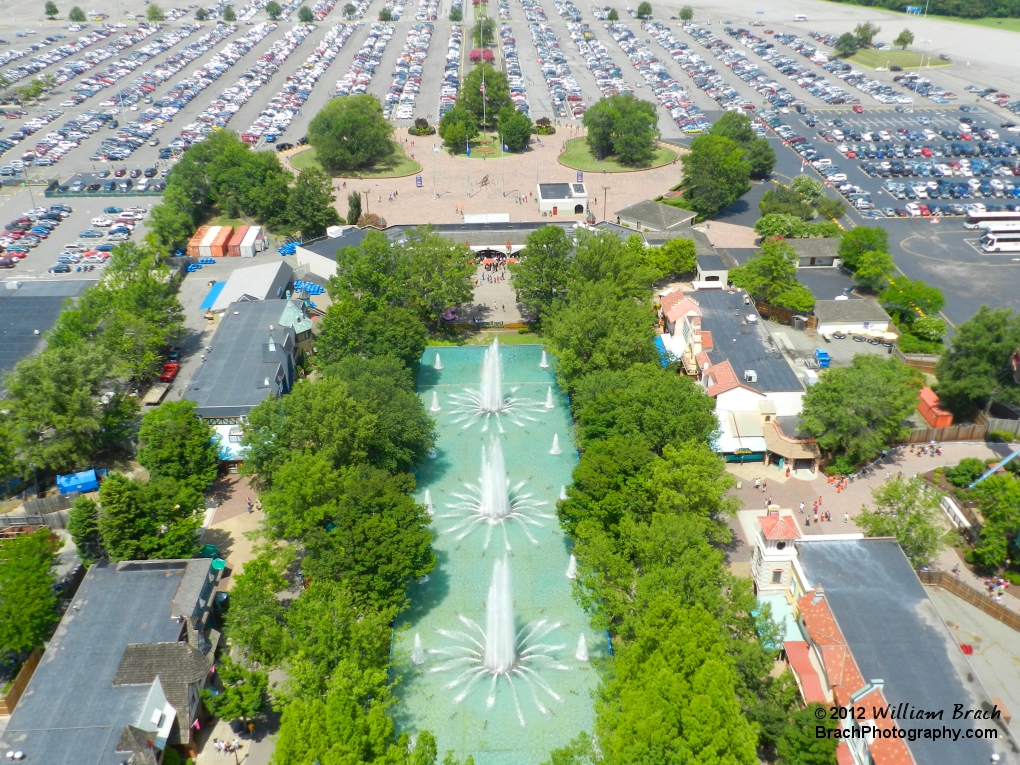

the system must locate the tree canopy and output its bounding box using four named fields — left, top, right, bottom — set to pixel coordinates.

left=800, top=355, right=922, bottom=462
left=729, top=237, right=816, bottom=312
left=935, top=306, right=1020, bottom=417
left=680, top=134, right=751, bottom=218
left=461, top=63, right=512, bottom=129
left=510, top=225, right=573, bottom=314
left=137, top=401, right=220, bottom=490
left=498, top=106, right=533, bottom=152
left=307, top=94, right=395, bottom=173
left=709, top=112, right=775, bottom=179
left=287, top=166, right=342, bottom=238
left=438, top=104, right=479, bottom=154
left=582, top=94, right=660, bottom=165
left=0, top=530, right=59, bottom=656
left=96, top=473, right=203, bottom=561
left=837, top=226, right=888, bottom=272
left=856, top=477, right=948, bottom=567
